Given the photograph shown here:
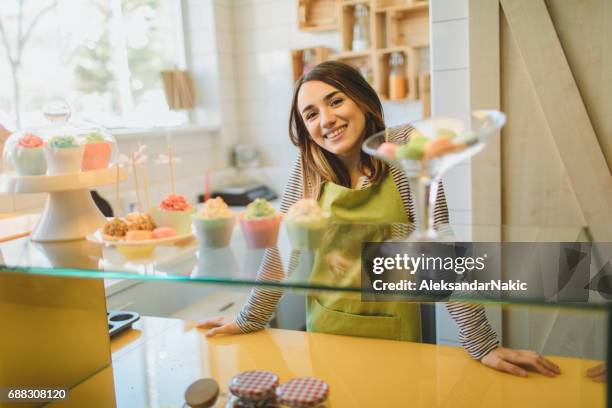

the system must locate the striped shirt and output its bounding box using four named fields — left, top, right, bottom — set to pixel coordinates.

left=236, top=125, right=500, bottom=360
